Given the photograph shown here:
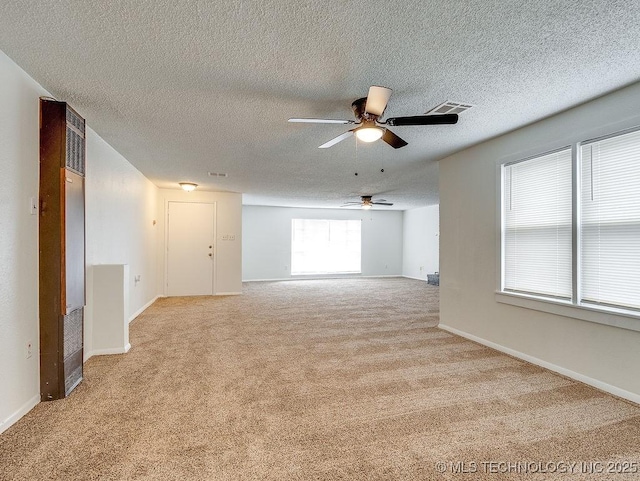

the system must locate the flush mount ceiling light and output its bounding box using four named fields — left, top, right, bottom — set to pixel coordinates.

left=355, top=121, right=384, bottom=143
left=179, top=182, right=197, bottom=192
